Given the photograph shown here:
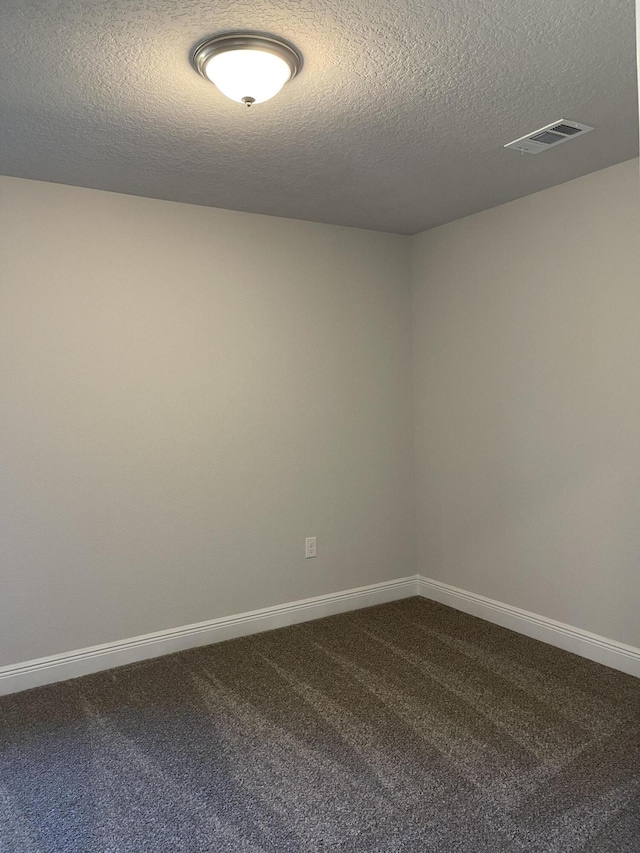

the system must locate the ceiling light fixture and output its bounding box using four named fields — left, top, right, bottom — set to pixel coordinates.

left=192, top=33, right=302, bottom=107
